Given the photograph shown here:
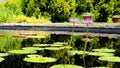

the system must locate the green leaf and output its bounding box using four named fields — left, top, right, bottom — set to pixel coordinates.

left=24, top=56, right=57, bottom=63
left=50, top=64, right=84, bottom=68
